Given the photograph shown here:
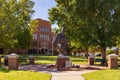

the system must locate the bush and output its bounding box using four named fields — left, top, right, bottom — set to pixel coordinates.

left=107, top=50, right=114, bottom=55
